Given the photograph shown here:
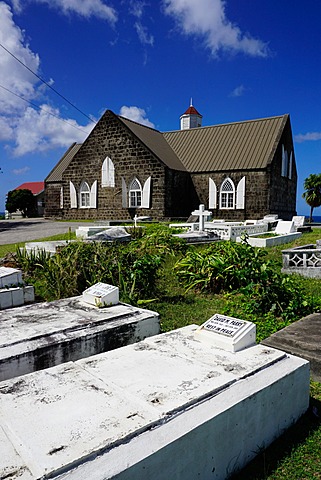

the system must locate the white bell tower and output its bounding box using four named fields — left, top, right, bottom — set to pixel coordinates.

left=180, top=99, right=203, bottom=130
